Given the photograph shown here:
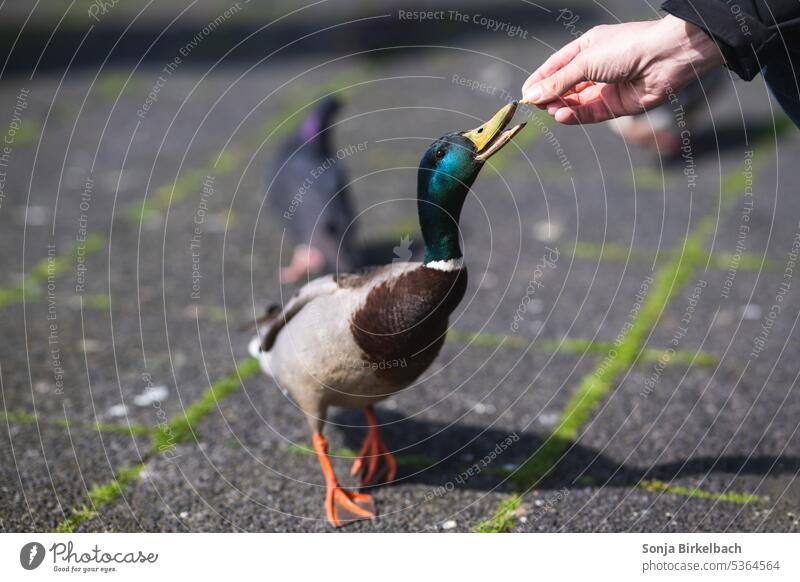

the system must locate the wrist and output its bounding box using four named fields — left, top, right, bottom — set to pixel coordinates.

left=655, top=14, right=725, bottom=72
